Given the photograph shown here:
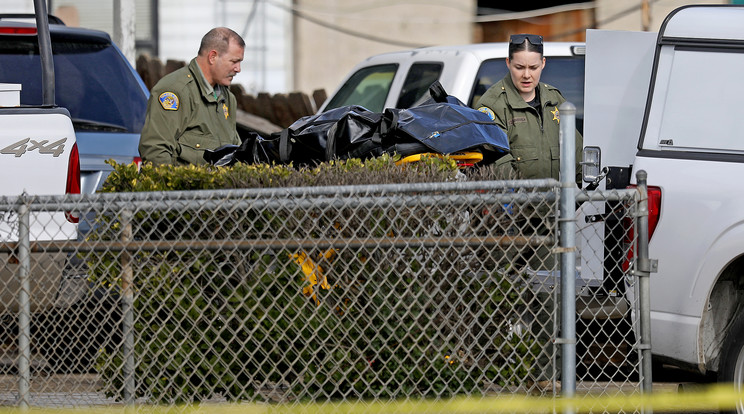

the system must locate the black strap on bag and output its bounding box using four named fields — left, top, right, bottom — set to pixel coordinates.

left=428, top=80, right=448, bottom=103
